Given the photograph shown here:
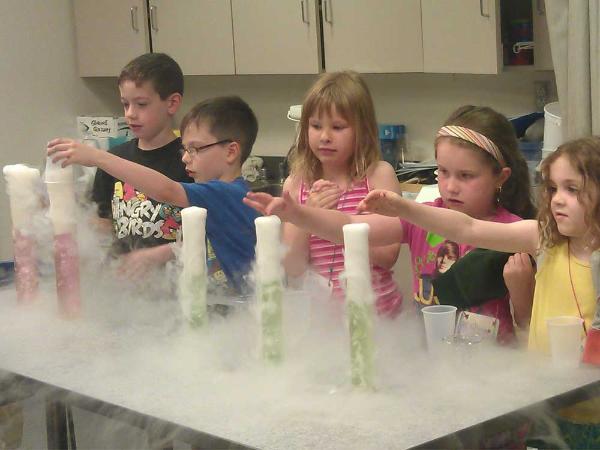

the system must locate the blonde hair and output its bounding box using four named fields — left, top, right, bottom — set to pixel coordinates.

left=538, top=137, right=600, bottom=250
left=289, top=71, right=380, bottom=184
